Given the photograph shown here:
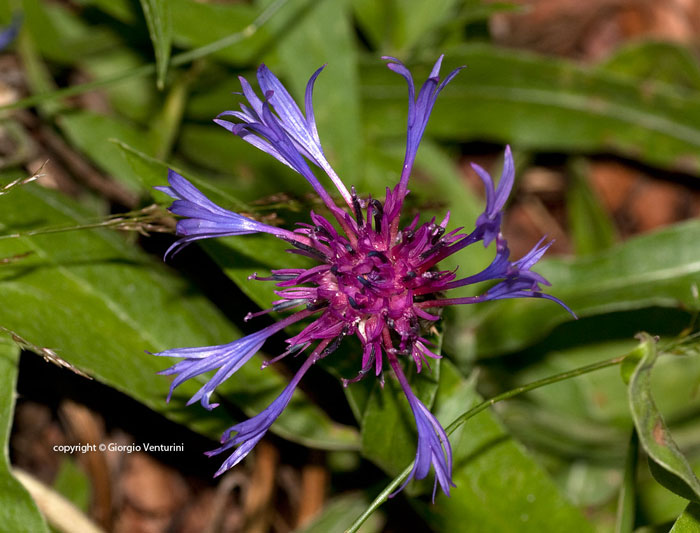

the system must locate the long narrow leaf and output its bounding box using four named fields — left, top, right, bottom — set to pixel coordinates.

left=139, top=0, right=172, bottom=89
